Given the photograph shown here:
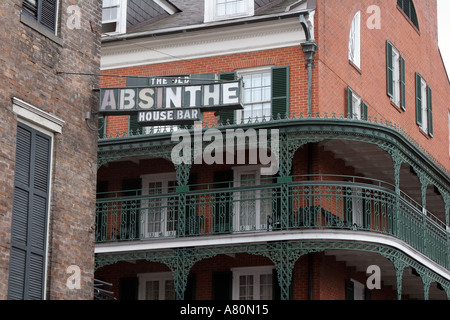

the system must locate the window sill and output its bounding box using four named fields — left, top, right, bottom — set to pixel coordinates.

left=418, top=127, right=432, bottom=139
left=349, top=60, right=362, bottom=74
left=20, top=12, right=63, bottom=47
left=390, top=100, right=403, bottom=113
